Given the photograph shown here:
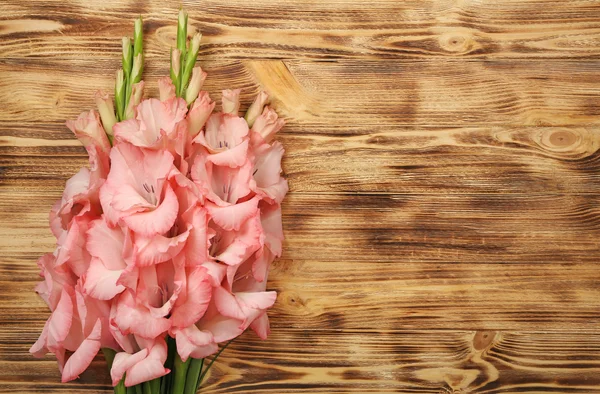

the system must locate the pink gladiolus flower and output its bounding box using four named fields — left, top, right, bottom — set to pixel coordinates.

left=193, top=113, right=250, bottom=168
left=114, top=97, right=188, bottom=148
left=250, top=106, right=285, bottom=146
left=66, top=110, right=111, bottom=155
left=33, top=34, right=288, bottom=389
left=99, top=144, right=179, bottom=236
left=250, top=141, right=288, bottom=203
